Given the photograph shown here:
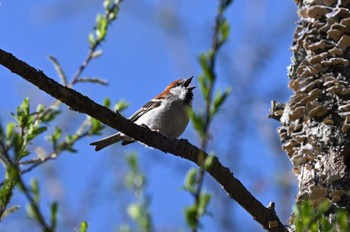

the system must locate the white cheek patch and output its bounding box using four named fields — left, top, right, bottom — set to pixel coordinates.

left=169, top=86, right=187, bottom=101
